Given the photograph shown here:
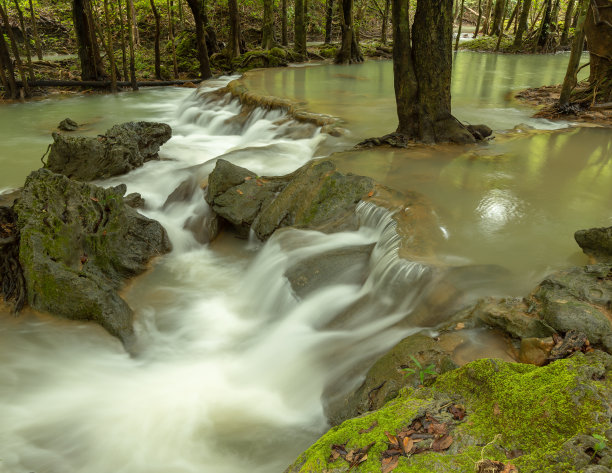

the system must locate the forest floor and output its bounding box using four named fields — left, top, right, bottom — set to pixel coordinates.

left=516, top=84, right=612, bottom=126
